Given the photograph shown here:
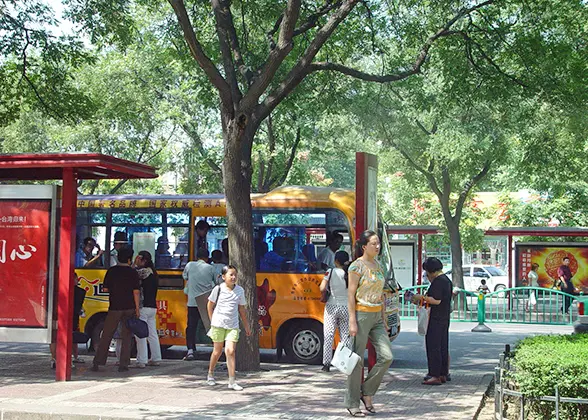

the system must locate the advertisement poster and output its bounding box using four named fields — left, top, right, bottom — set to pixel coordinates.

left=0, top=200, right=51, bottom=327
left=516, top=244, right=588, bottom=291
left=389, top=242, right=415, bottom=289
